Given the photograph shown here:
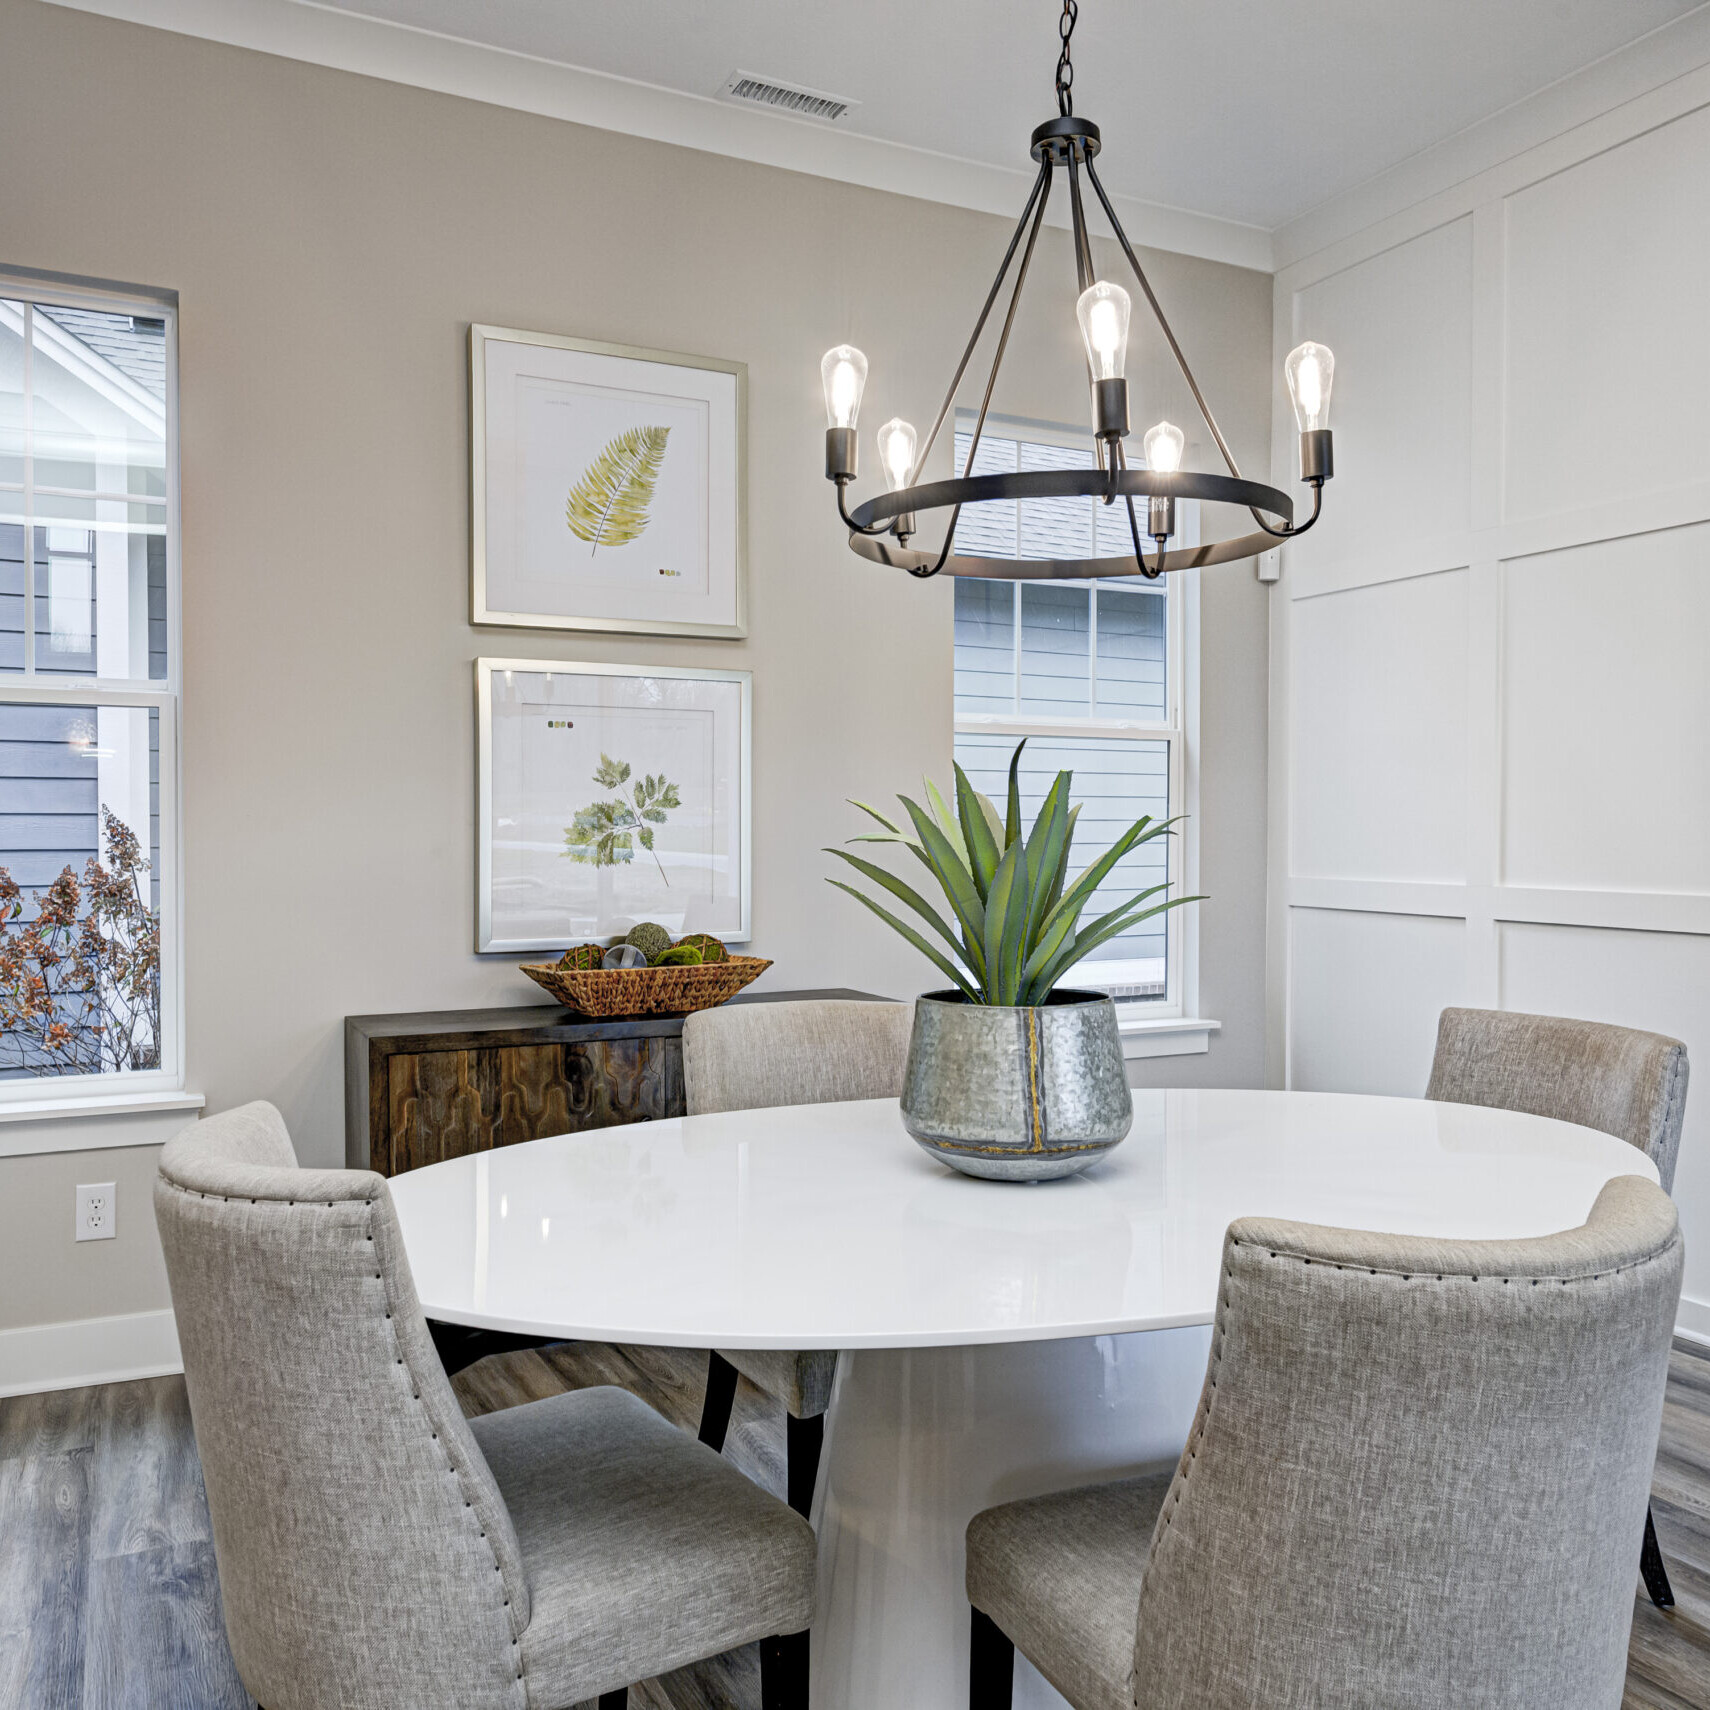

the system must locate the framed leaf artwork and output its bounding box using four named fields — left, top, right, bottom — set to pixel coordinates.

left=475, top=658, right=751, bottom=954
left=472, top=327, right=747, bottom=638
